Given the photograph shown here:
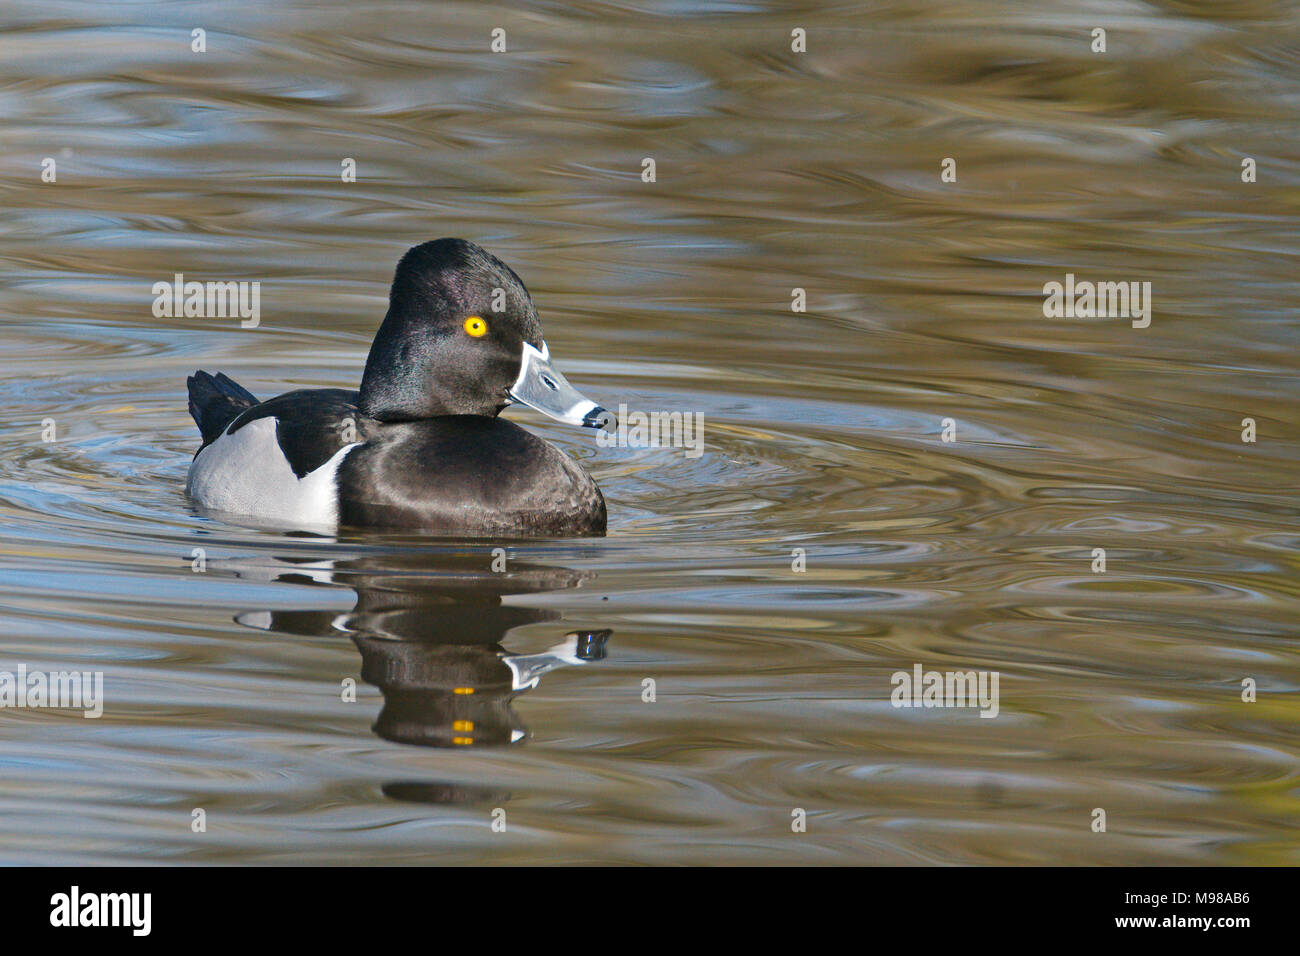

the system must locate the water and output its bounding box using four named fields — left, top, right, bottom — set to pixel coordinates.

left=0, top=0, right=1297, bottom=864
